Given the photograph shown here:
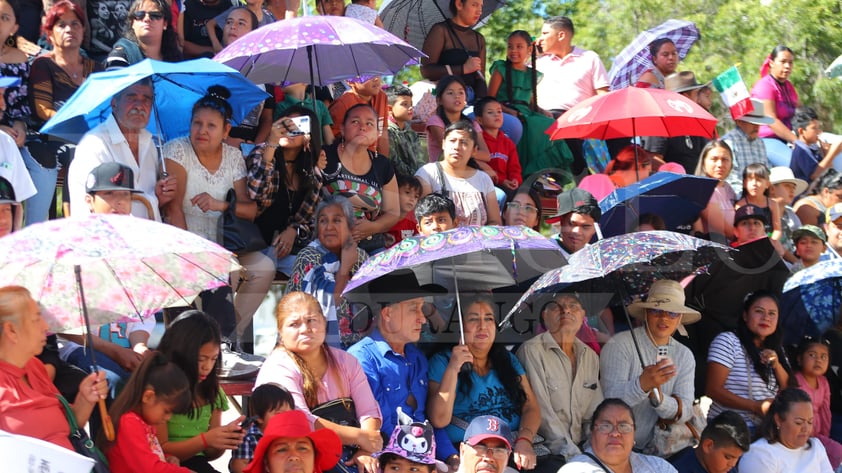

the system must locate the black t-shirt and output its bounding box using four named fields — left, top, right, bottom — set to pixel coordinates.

left=643, top=135, right=709, bottom=174
left=182, top=0, right=231, bottom=47
left=321, top=142, right=395, bottom=221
